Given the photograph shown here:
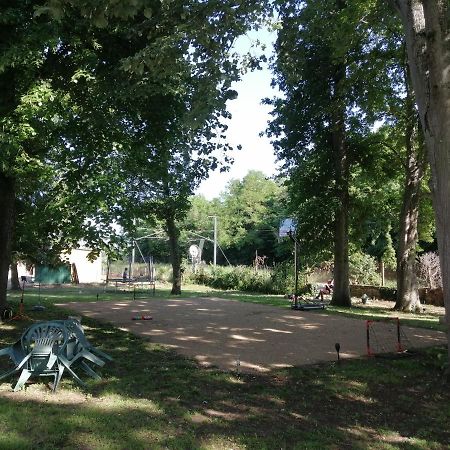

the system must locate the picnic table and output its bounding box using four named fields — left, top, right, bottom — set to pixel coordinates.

left=0, top=318, right=112, bottom=392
